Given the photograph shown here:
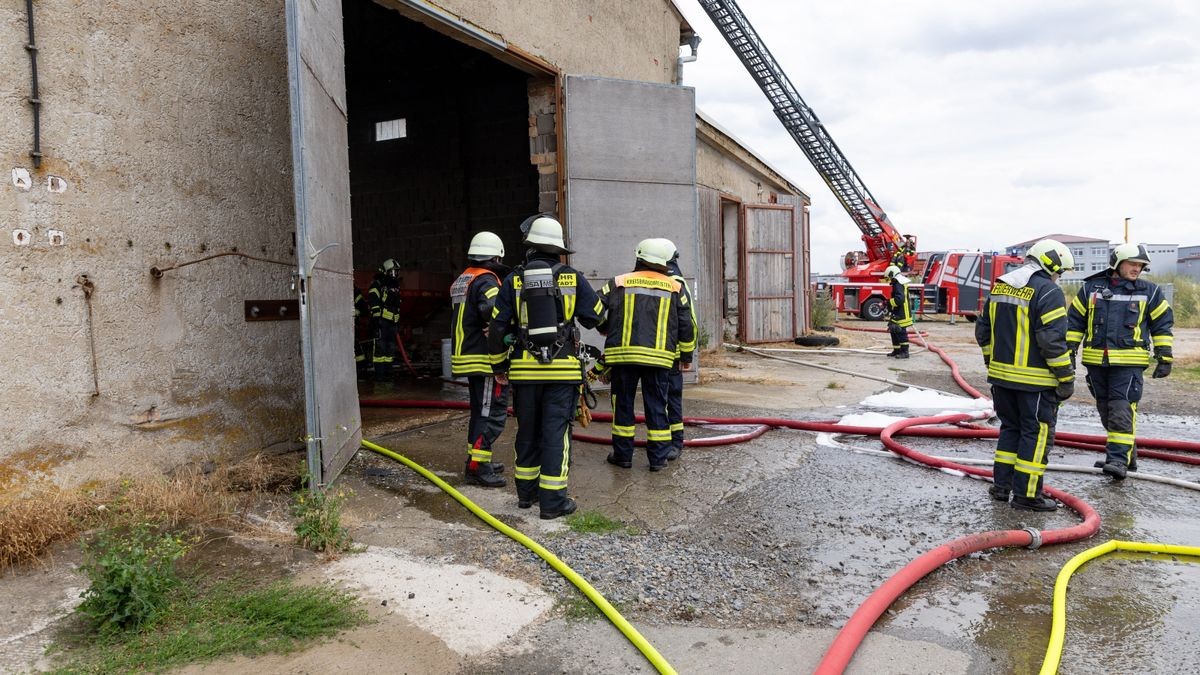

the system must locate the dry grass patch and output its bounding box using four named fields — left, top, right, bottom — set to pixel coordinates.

left=0, top=453, right=301, bottom=573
